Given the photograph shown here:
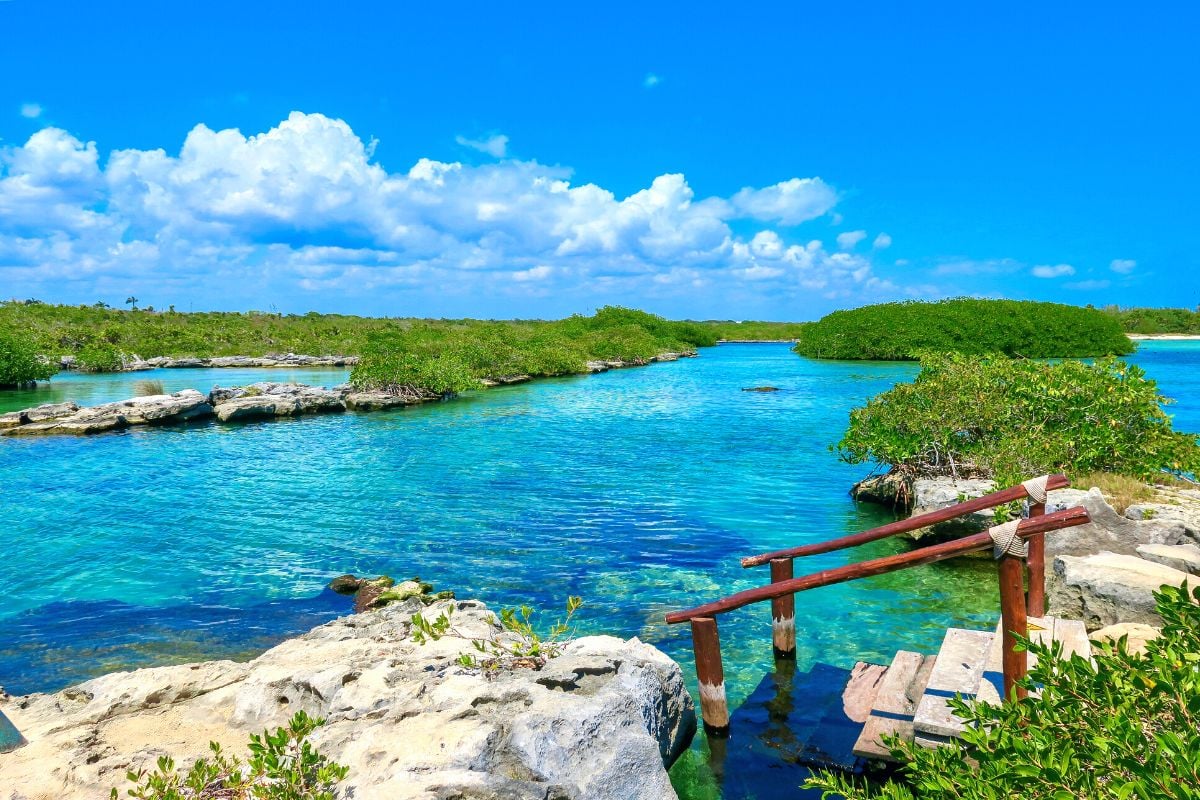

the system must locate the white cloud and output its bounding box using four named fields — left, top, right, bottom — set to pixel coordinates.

left=873, top=232, right=892, bottom=250
left=455, top=133, right=509, bottom=158
left=0, top=112, right=894, bottom=309
left=1110, top=258, right=1137, bottom=274
left=19, top=103, right=42, bottom=119
left=836, top=230, right=867, bottom=250
left=1031, top=264, right=1076, bottom=278
left=643, top=73, right=661, bottom=88
left=728, top=177, right=837, bottom=226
